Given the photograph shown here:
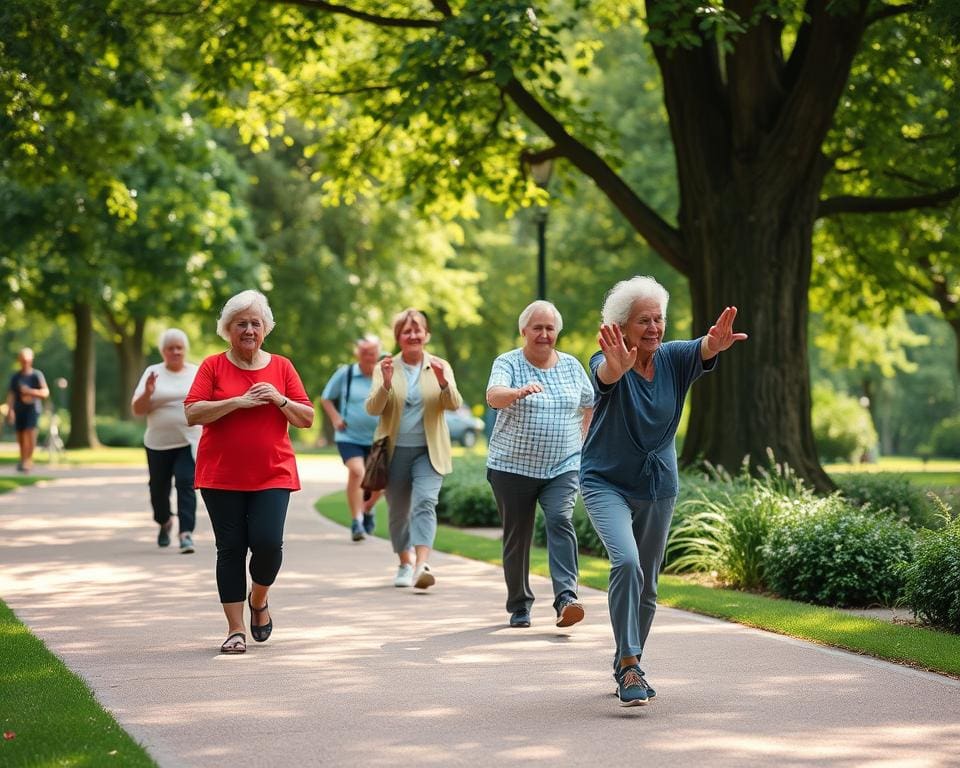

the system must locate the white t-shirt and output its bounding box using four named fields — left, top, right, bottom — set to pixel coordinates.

left=134, top=363, right=202, bottom=454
